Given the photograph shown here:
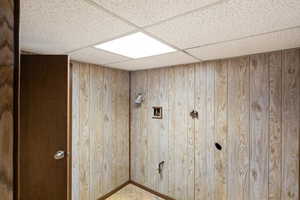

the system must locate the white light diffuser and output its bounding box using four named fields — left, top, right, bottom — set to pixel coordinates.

left=94, top=32, right=176, bottom=59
